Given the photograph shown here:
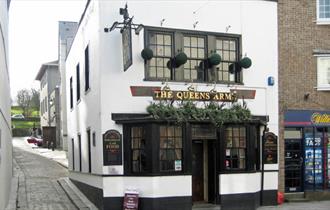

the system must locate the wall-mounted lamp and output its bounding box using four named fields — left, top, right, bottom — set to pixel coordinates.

left=104, top=4, right=143, bottom=35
